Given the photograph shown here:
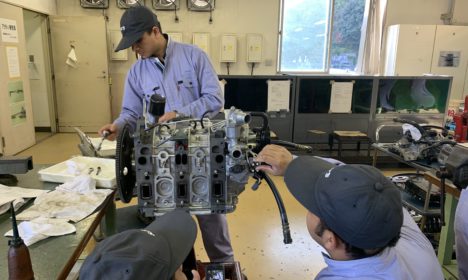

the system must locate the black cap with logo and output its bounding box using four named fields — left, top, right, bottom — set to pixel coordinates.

left=284, top=157, right=403, bottom=249
left=115, top=6, right=159, bottom=52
